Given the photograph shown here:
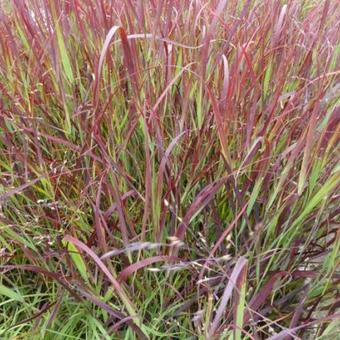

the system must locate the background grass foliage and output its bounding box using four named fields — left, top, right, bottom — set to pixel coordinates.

left=0, top=0, right=339, bottom=339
